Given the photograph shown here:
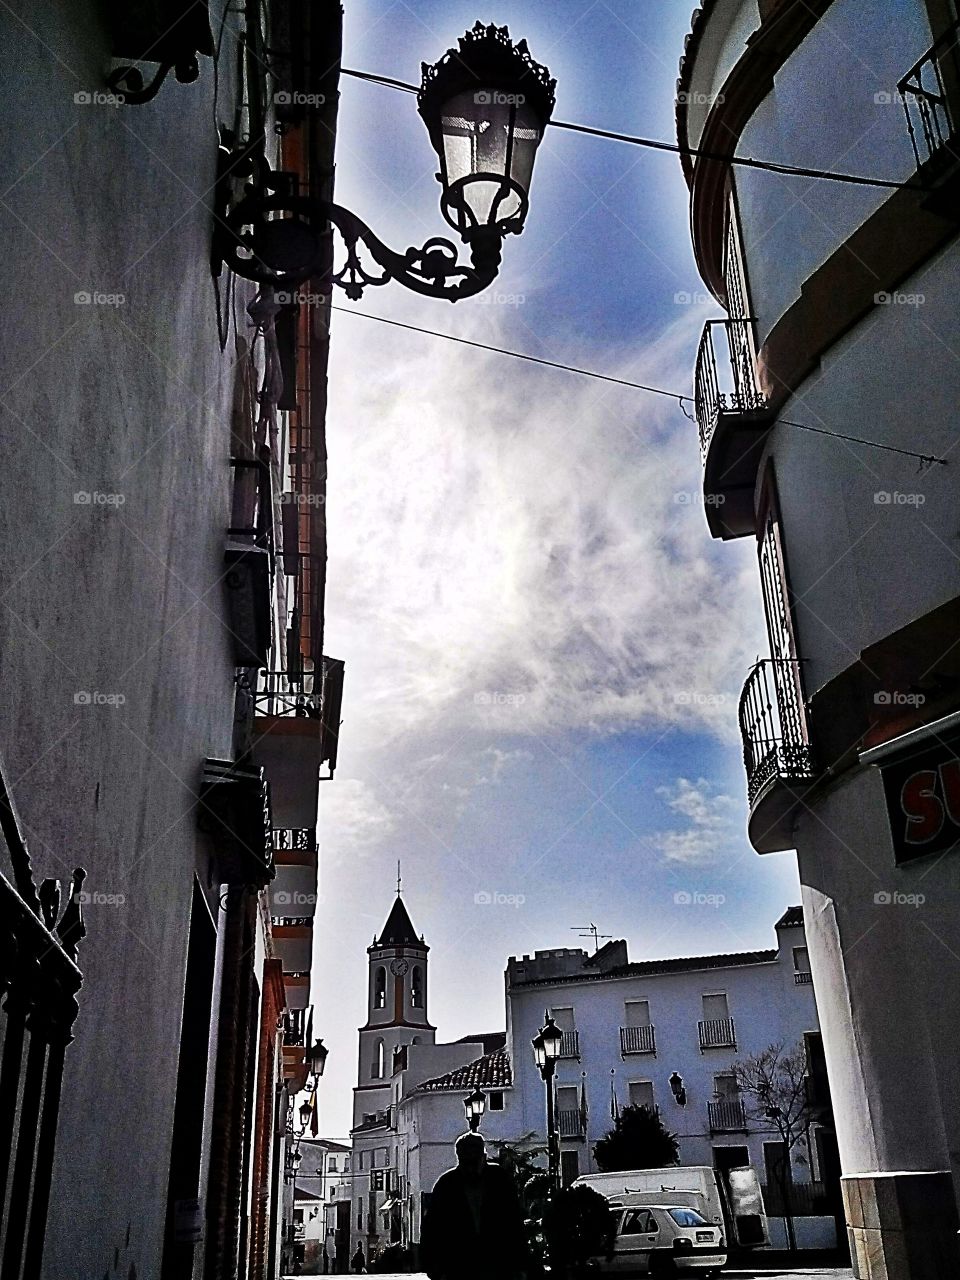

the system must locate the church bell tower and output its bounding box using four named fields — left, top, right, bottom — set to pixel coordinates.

left=352, top=886, right=435, bottom=1127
